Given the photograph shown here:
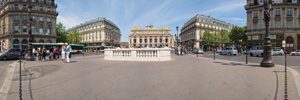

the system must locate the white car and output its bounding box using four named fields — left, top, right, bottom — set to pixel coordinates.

left=193, top=48, right=203, bottom=54
left=219, top=47, right=238, bottom=56
left=272, top=49, right=284, bottom=56
left=290, top=50, right=300, bottom=56
left=250, top=46, right=273, bottom=57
